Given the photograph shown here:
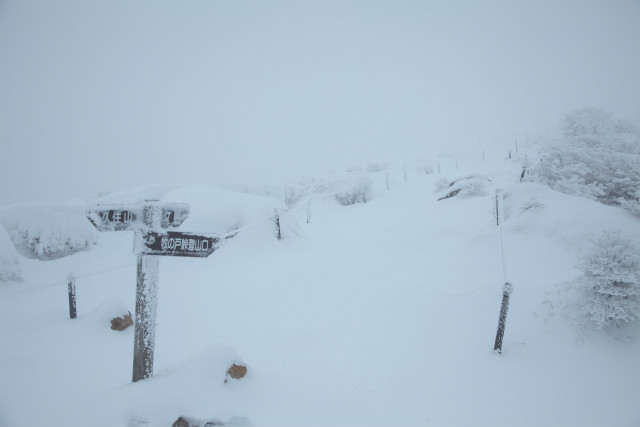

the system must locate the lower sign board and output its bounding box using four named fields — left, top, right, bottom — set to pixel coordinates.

left=136, top=231, right=220, bottom=257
